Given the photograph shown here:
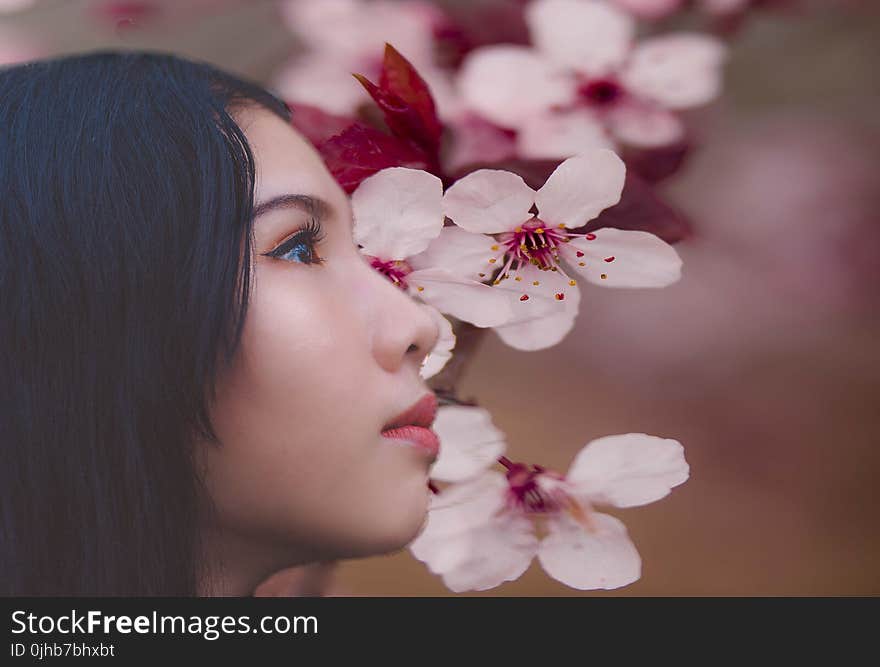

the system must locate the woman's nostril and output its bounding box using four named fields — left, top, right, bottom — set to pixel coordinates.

left=406, top=343, right=419, bottom=354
